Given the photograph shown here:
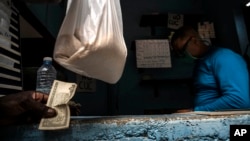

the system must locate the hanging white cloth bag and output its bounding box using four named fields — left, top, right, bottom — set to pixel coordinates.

left=53, top=0, right=127, bottom=84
